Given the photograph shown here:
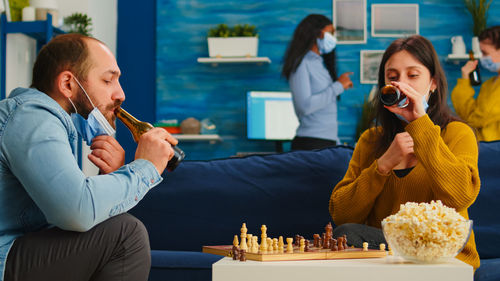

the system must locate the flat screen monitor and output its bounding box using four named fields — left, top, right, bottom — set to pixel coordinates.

left=247, top=91, right=299, bottom=140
